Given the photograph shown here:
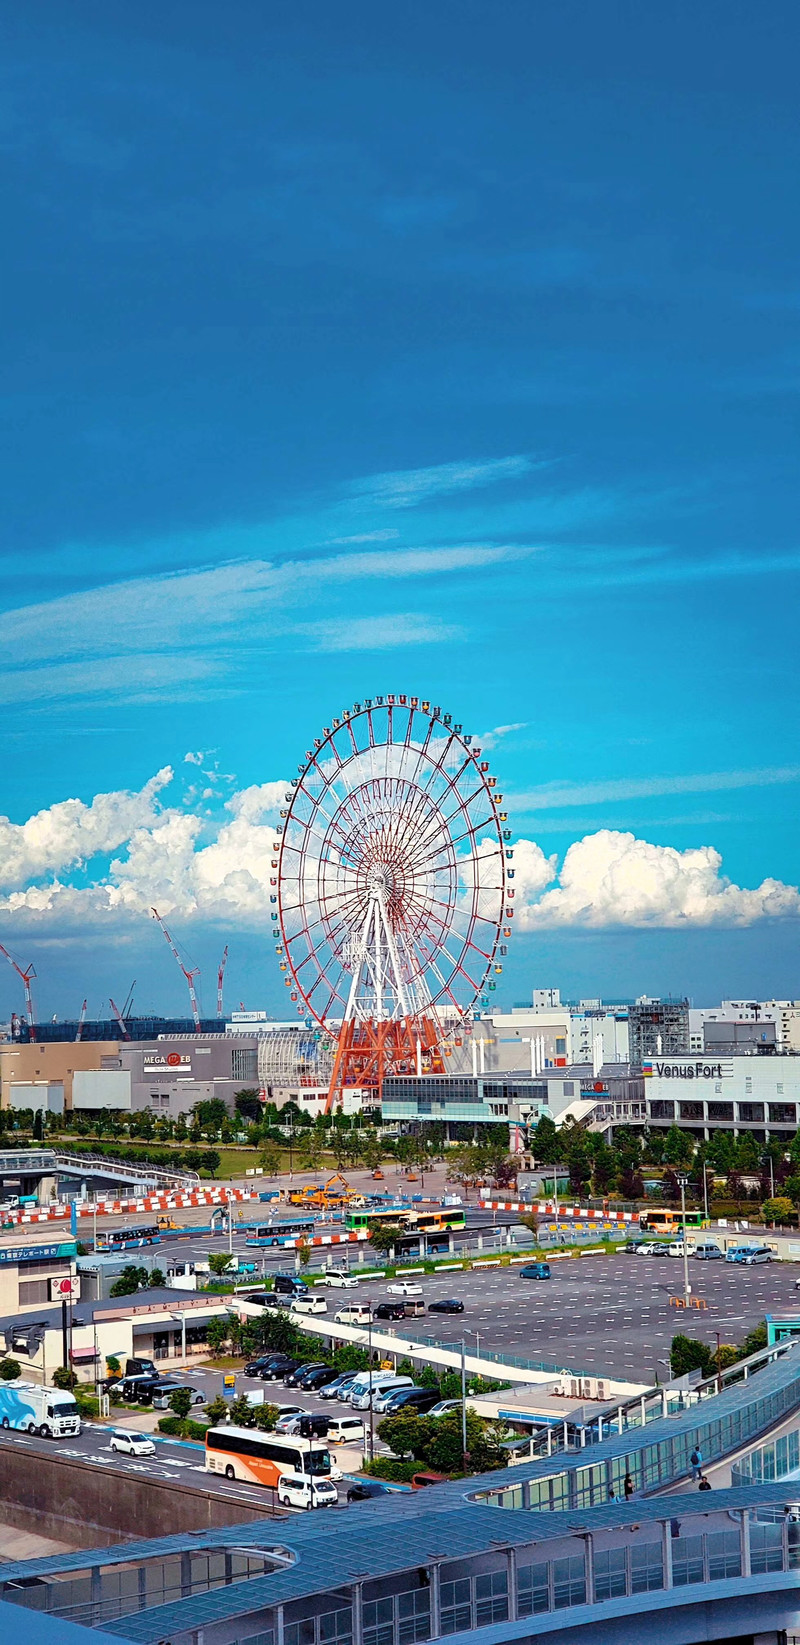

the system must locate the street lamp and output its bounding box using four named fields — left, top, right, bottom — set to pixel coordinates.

left=366, top=1311, right=374, bottom=1463
left=676, top=1174, right=691, bottom=1305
